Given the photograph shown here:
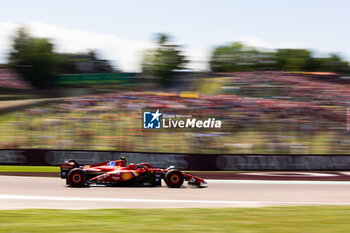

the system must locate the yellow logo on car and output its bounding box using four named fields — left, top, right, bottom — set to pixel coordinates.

left=122, top=172, right=132, bottom=181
